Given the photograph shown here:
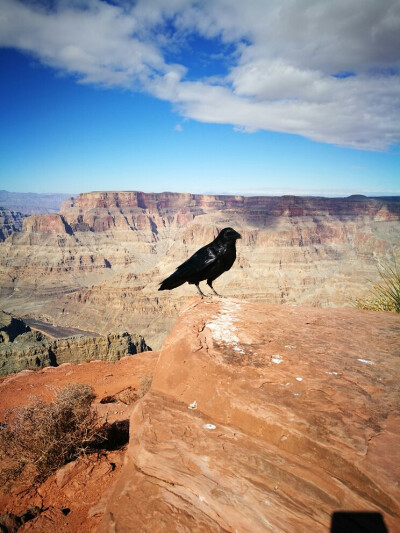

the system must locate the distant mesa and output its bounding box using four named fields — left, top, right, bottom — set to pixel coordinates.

left=0, top=190, right=71, bottom=215
left=0, top=190, right=72, bottom=241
